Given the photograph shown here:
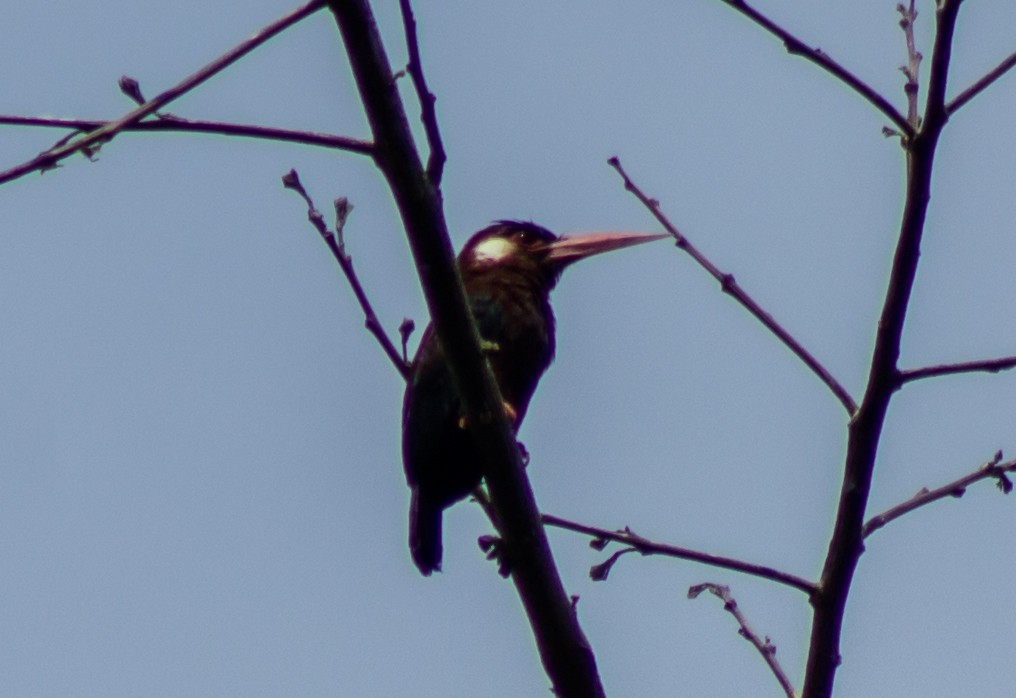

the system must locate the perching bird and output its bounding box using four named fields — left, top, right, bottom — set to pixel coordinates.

left=402, top=220, right=665, bottom=575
